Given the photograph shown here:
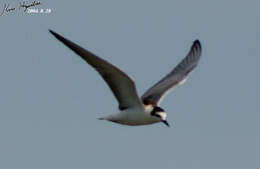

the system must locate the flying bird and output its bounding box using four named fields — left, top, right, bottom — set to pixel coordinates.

left=49, top=30, right=202, bottom=127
